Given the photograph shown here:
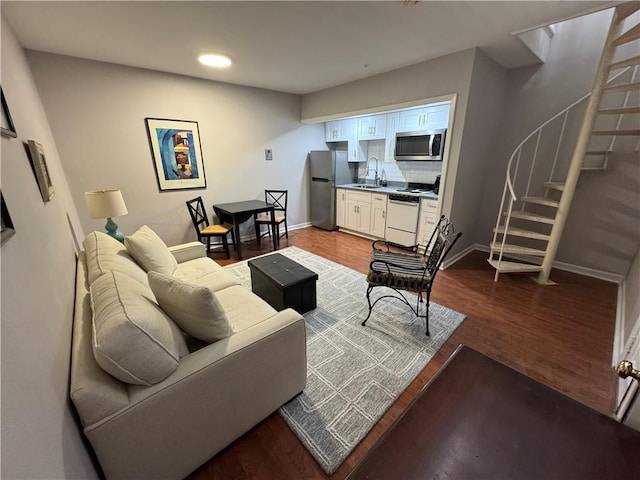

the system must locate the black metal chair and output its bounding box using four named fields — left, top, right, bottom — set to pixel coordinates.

left=185, top=197, right=236, bottom=259
left=362, top=215, right=462, bottom=336
left=254, top=190, right=288, bottom=244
